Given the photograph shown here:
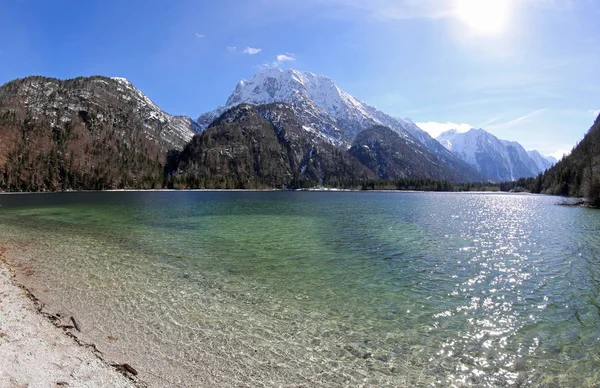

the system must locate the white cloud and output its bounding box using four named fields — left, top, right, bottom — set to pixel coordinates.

left=243, top=47, right=262, bottom=55
left=276, top=54, right=296, bottom=62
left=257, top=53, right=297, bottom=69
left=227, top=46, right=237, bottom=53
left=195, top=33, right=205, bottom=38
left=416, top=121, right=473, bottom=138
left=550, top=148, right=571, bottom=161
left=589, top=109, right=600, bottom=117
